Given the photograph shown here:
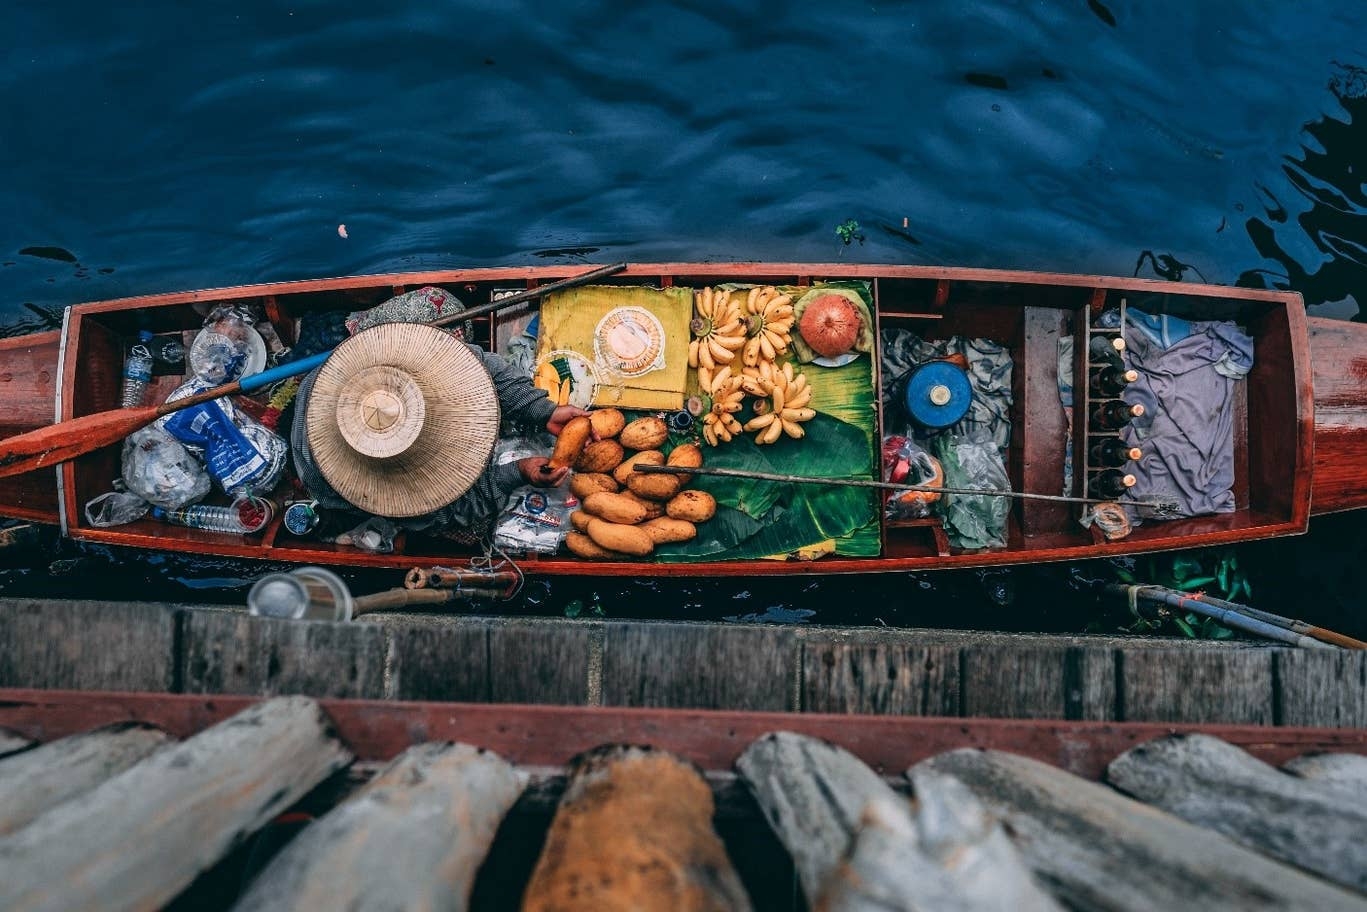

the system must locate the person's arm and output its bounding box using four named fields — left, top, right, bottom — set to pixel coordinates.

left=469, top=344, right=556, bottom=430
